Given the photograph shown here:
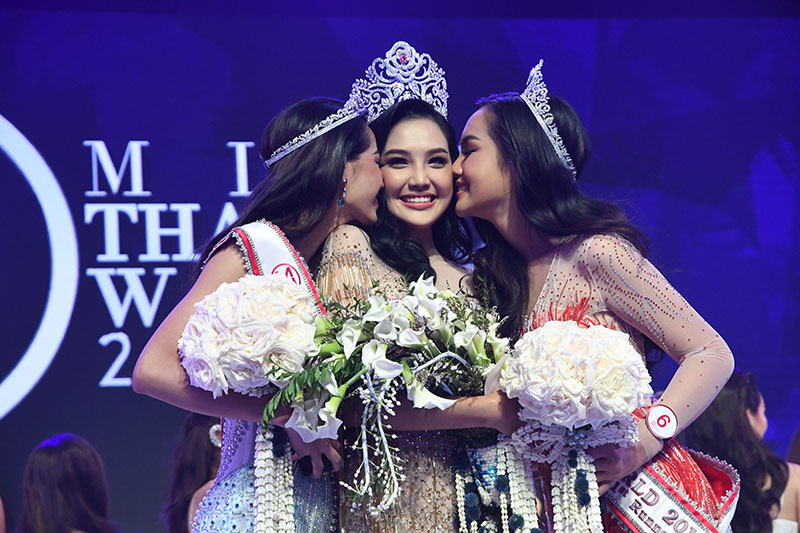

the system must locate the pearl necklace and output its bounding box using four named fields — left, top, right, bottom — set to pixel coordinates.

left=254, top=425, right=295, bottom=533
